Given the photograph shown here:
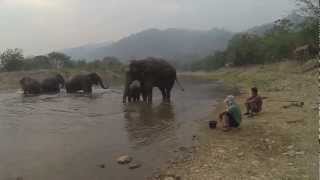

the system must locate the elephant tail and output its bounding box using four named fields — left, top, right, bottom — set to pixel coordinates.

left=175, top=77, right=185, bottom=91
